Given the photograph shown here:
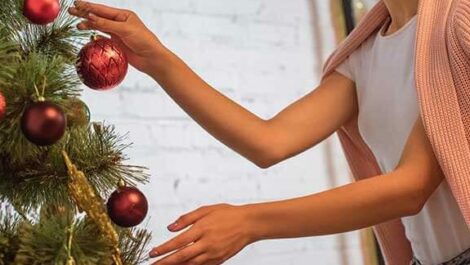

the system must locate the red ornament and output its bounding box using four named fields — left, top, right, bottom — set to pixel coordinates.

left=107, top=186, right=148, bottom=227
left=77, top=36, right=128, bottom=90
left=0, top=92, right=6, bottom=121
left=21, top=101, right=67, bottom=146
left=23, top=0, right=60, bottom=25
